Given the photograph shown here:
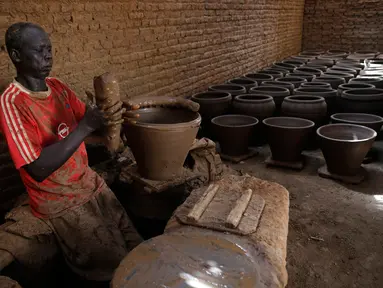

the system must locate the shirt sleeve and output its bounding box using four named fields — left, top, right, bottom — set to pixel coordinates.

left=0, top=90, right=41, bottom=169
